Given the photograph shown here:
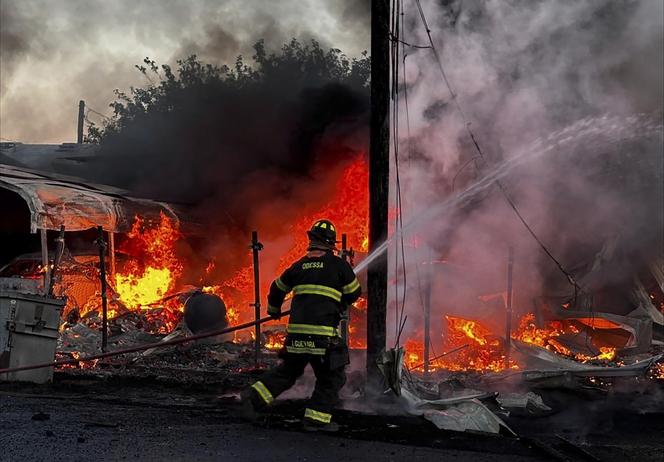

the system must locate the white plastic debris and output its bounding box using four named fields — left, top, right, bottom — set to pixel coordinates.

left=496, top=392, right=552, bottom=414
